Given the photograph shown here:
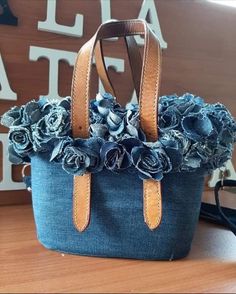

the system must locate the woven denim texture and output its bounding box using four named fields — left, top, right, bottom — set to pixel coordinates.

left=31, top=153, right=205, bottom=260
